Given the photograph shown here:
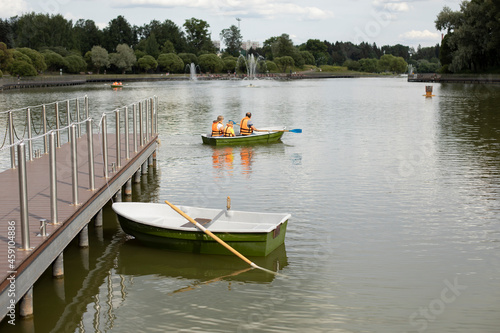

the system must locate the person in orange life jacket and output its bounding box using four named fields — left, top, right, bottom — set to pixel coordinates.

left=224, top=121, right=235, bottom=137
left=211, top=115, right=224, bottom=137
left=239, top=112, right=257, bottom=135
